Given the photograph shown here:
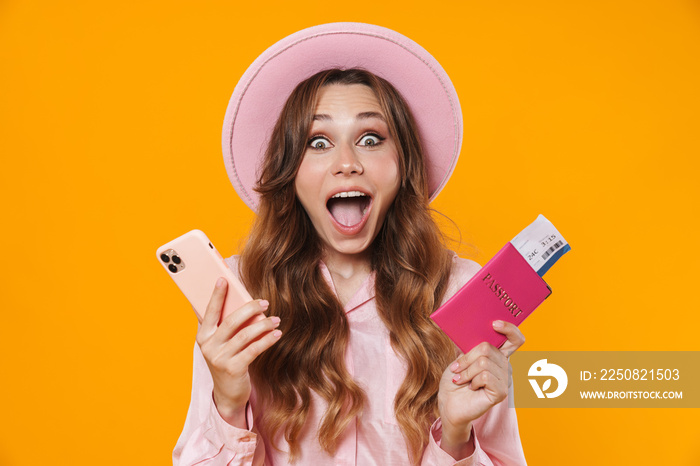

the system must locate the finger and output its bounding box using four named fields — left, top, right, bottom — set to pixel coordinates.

left=223, top=315, right=282, bottom=358
left=450, top=342, right=507, bottom=375
left=199, top=278, right=228, bottom=339
left=212, top=299, right=269, bottom=345
left=492, top=320, right=526, bottom=357
left=235, top=327, right=284, bottom=368
left=468, top=370, right=507, bottom=403
left=452, top=355, right=505, bottom=386
left=508, top=361, right=513, bottom=388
